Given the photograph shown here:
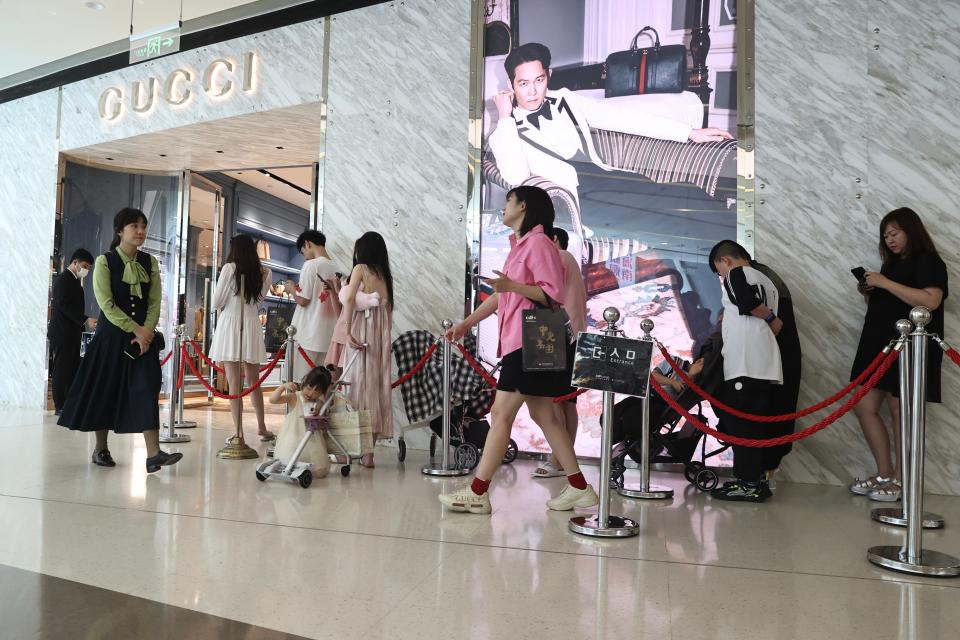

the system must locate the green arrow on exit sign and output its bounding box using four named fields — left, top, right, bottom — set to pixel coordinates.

left=129, top=24, right=181, bottom=65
